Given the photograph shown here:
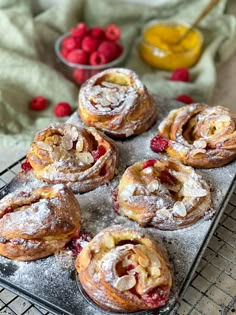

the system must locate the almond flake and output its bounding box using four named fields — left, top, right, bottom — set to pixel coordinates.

left=141, top=166, right=154, bottom=175
left=70, top=126, right=79, bottom=141
left=120, top=185, right=137, bottom=200
left=77, top=152, right=94, bottom=164
left=149, top=266, right=161, bottom=277
left=62, top=135, right=73, bottom=151
left=173, top=201, right=187, bottom=217
left=193, top=139, right=207, bottom=149
left=103, top=233, right=115, bottom=249
left=76, top=138, right=84, bottom=152
left=114, top=275, right=136, bottom=291
left=147, top=180, right=160, bottom=193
